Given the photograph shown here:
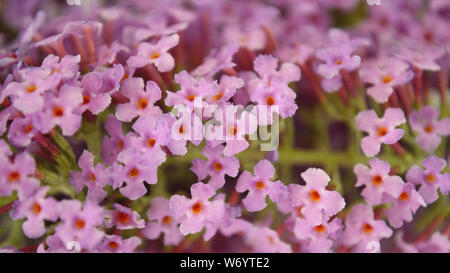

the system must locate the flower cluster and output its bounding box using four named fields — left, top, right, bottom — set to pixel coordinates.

left=0, top=0, right=449, bottom=253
